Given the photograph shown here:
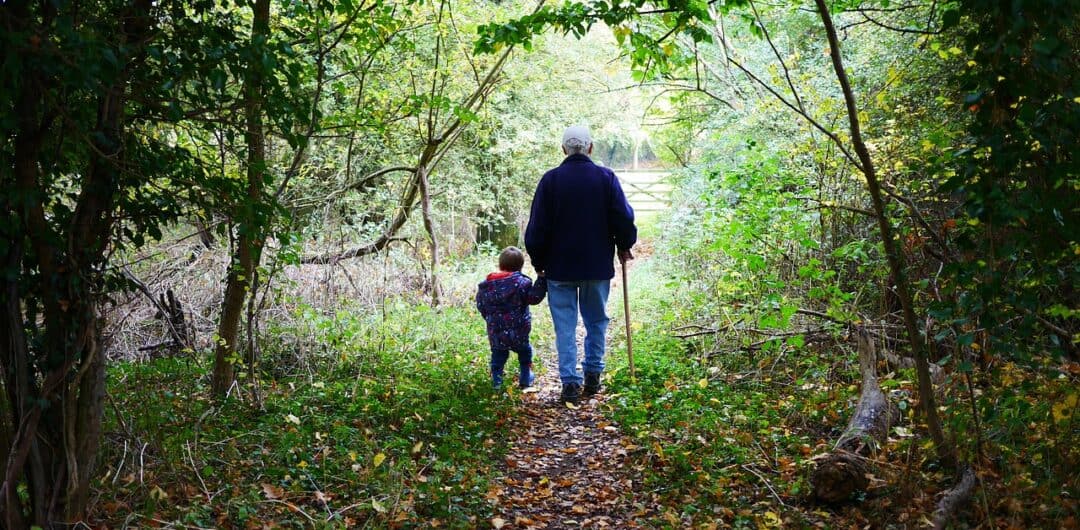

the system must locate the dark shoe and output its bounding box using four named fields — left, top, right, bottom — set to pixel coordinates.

left=583, top=372, right=601, bottom=397
left=560, top=383, right=582, bottom=406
